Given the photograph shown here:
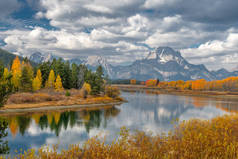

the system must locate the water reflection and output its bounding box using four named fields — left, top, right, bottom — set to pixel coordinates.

left=1, top=91, right=238, bottom=155
left=0, top=119, right=9, bottom=155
